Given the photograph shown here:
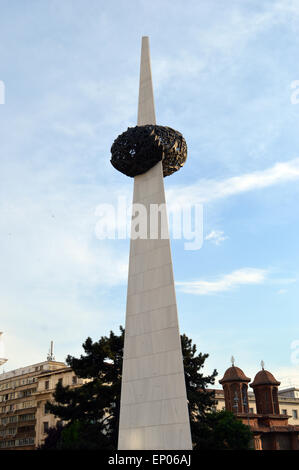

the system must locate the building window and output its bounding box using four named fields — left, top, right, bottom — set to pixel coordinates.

left=249, top=408, right=254, bottom=414
left=58, top=378, right=63, bottom=386
left=18, top=425, right=34, bottom=434
left=44, top=404, right=49, bottom=414
left=15, top=437, right=34, bottom=447
left=45, top=381, right=49, bottom=390
left=282, top=409, right=287, bottom=415
left=292, top=410, right=298, bottom=419
left=19, top=413, right=35, bottom=422
left=72, top=376, right=77, bottom=385
left=43, top=422, right=49, bottom=433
